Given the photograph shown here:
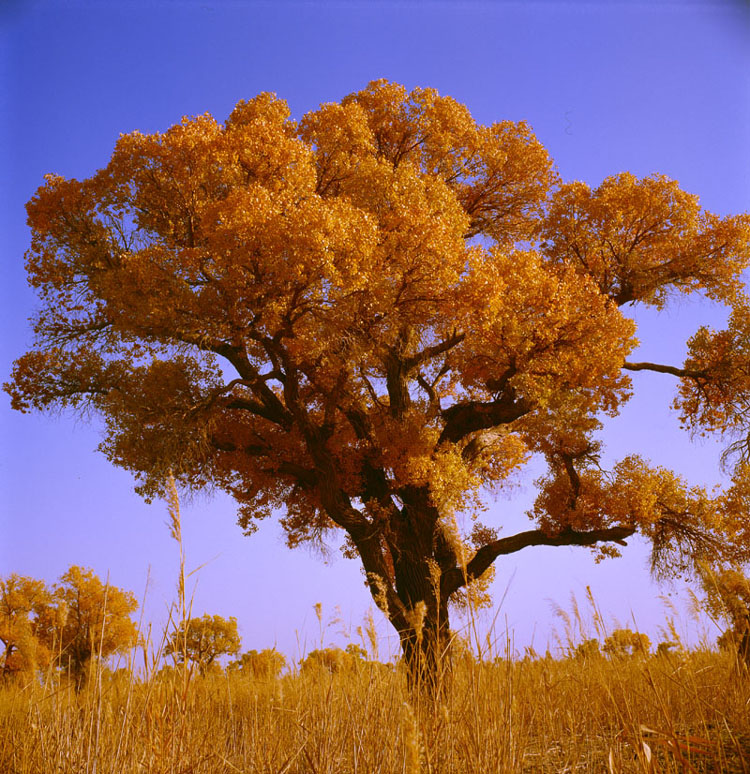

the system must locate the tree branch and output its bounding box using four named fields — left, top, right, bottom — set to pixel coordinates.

left=439, top=394, right=532, bottom=445
left=441, top=525, right=636, bottom=598
left=624, top=361, right=705, bottom=379
left=402, top=330, right=465, bottom=372
left=175, top=334, right=294, bottom=428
